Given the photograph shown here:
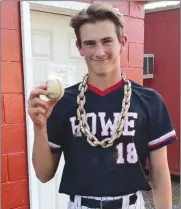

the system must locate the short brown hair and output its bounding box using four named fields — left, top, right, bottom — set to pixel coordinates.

left=70, top=3, right=125, bottom=47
